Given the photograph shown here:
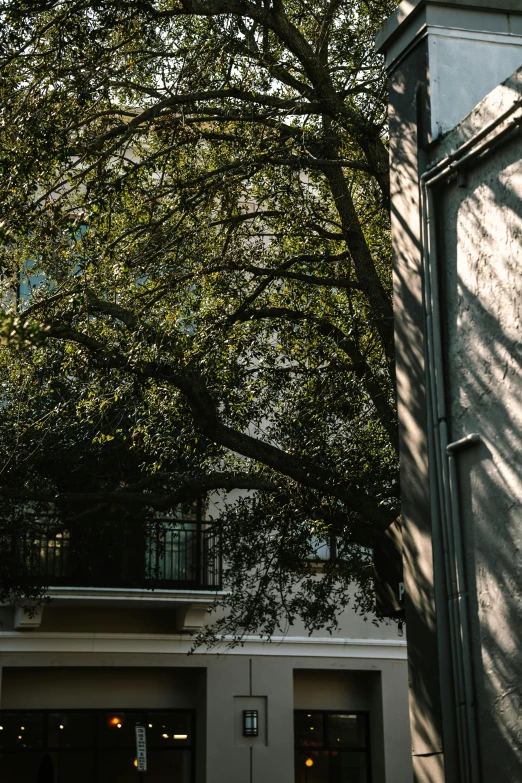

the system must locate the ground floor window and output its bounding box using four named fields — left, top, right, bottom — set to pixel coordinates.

left=0, top=709, right=194, bottom=783
left=294, top=710, right=371, bottom=783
